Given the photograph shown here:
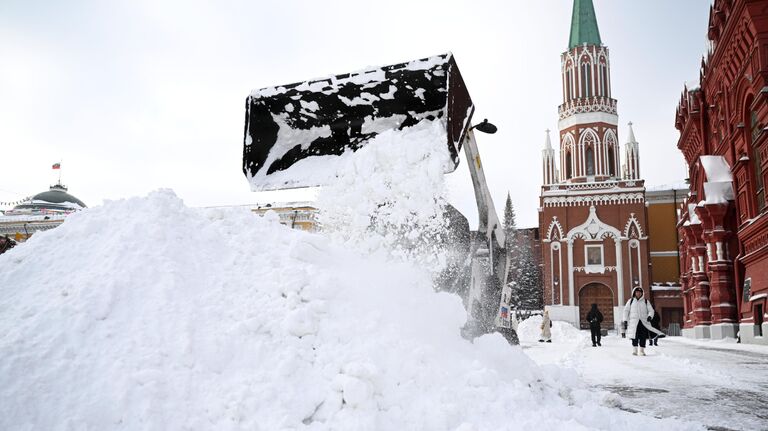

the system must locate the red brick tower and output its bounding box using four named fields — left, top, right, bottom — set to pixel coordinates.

left=539, top=0, right=650, bottom=330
